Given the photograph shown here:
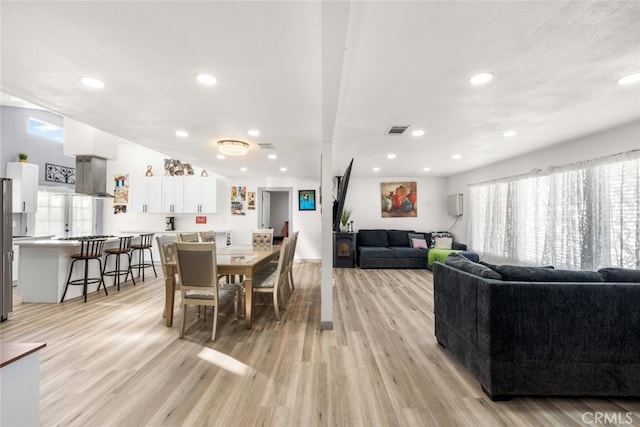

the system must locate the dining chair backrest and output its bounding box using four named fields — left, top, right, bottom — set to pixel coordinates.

left=252, top=228, right=274, bottom=250
left=200, top=230, right=215, bottom=242
left=178, top=232, right=199, bottom=243
left=175, top=242, right=218, bottom=290
left=156, top=235, right=177, bottom=265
